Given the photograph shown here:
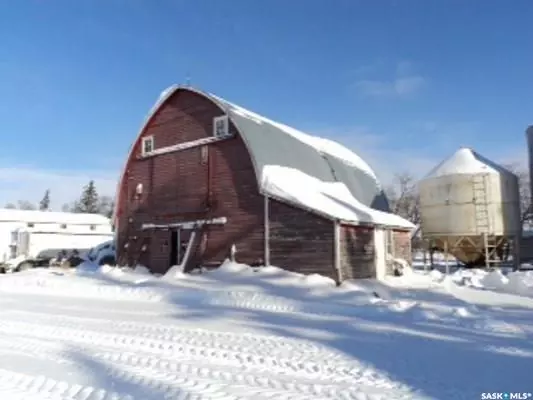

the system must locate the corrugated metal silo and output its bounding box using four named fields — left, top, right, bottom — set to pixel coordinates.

left=419, top=147, right=521, bottom=267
